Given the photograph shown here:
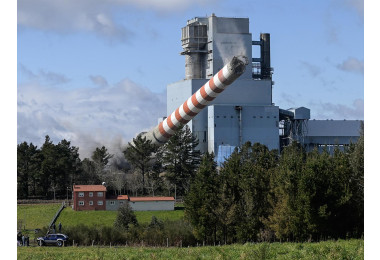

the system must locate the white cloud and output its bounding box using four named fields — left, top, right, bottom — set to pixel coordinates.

left=90, top=75, right=109, bottom=88
left=337, top=57, right=364, bottom=74
left=17, top=76, right=166, bottom=158
left=17, top=0, right=131, bottom=42
left=17, top=0, right=218, bottom=41
left=18, top=64, right=71, bottom=85
left=300, top=61, right=322, bottom=77
left=309, top=98, right=364, bottom=120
